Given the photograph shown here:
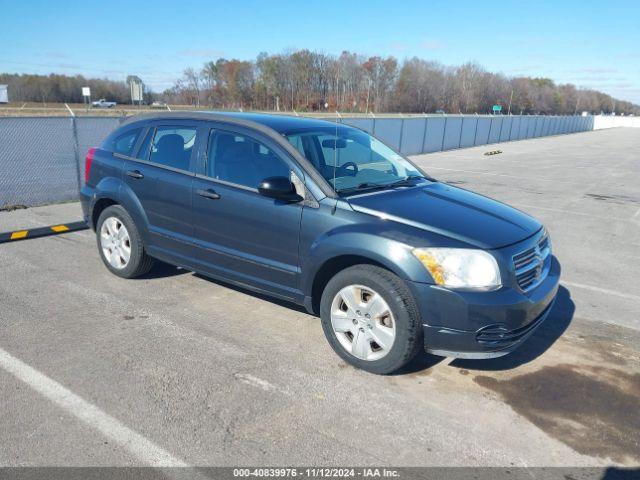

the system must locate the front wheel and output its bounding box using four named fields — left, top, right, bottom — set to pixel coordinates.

left=320, top=265, right=423, bottom=374
left=96, top=205, right=154, bottom=278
